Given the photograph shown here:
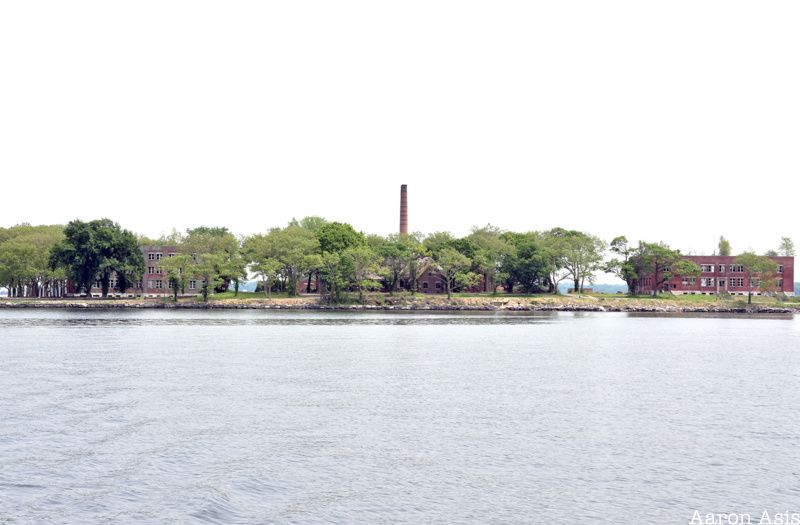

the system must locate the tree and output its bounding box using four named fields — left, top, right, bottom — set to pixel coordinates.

left=0, top=225, right=66, bottom=297
left=467, top=225, right=511, bottom=294
left=539, top=228, right=572, bottom=294
left=370, top=234, right=409, bottom=293
left=735, top=252, right=779, bottom=304
left=342, top=245, right=381, bottom=302
left=499, top=232, right=549, bottom=293
left=778, top=237, right=795, bottom=256
left=317, top=222, right=366, bottom=301
left=253, top=258, right=282, bottom=298
left=183, top=226, right=244, bottom=294
left=718, top=236, right=732, bottom=256
left=243, top=225, right=320, bottom=296
left=319, top=252, right=347, bottom=303
left=160, top=253, right=193, bottom=301
left=559, top=231, right=606, bottom=293
left=422, top=231, right=455, bottom=256
left=604, top=236, right=643, bottom=295
left=435, top=247, right=478, bottom=299
left=317, top=222, right=365, bottom=254
left=292, top=216, right=329, bottom=292
left=634, top=242, right=695, bottom=297
left=49, top=219, right=144, bottom=298
left=192, top=253, right=224, bottom=302
left=401, top=233, right=428, bottom=293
